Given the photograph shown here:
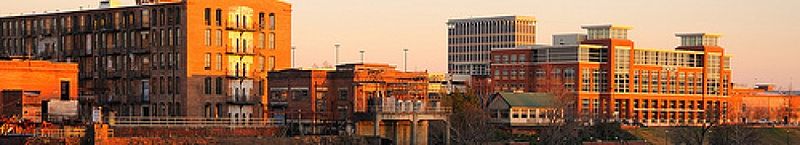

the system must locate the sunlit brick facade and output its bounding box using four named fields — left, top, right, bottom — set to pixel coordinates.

left=267, top=63, right=429, bottom=135
left=489, top=24, right=735, bottom=126
left=0, top=0, right=292, bottom=119
left=1, top=60, right=79, bottom=122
